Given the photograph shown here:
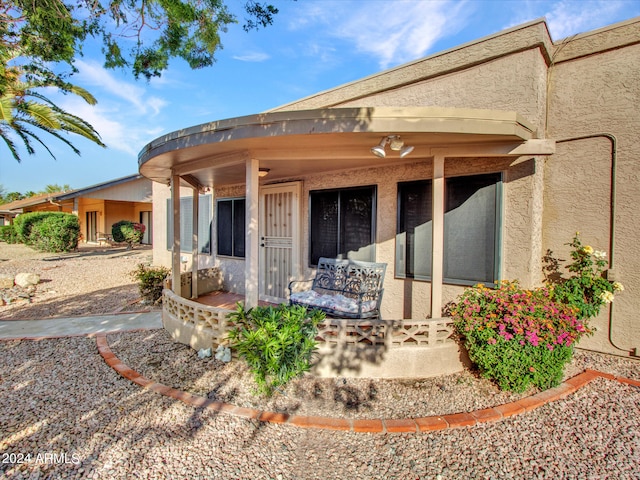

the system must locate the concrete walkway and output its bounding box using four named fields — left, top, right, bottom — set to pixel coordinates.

left=0, top=311, right=162, bottom=339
